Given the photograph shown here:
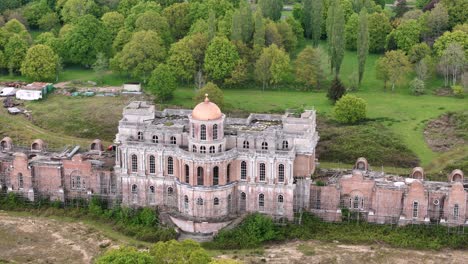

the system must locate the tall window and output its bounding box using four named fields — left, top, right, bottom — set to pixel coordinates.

left=209, top=146, right=215, bottom=153
left=167, top=187, right=173, bottom=196
left=278, top=164, right=285, bottom=183
left=353, top=196, right=360, bottom=209
left=282, top=140, right=288, bottom=149
left=138, top=131, right=143, bottom=140
left=454, top=204, right=459, bottom=220
left=241, top=161, right=247, bottom=180
left=213, top=124, right=218, bottom=140
left=259, top=163, right=266, bottom=181
left=170, top=136, right=176, bottom=145
left=149, top=186, right=155, bottom=203
left=184, top=195, right=189, bottom=209
left=71, top=174, right=82, bottom=189
left=200, top=146, right=206, bottom=153
left=192, top=145, right=197, bottom=152
left=18, top=173, right=23, bottom=189
left=197, top=198, right=204, bottom=205
left=152, top=135, right=158, bottom=143
left=185, top=164, right=190, bottom=183
left=197, top=167, right=204, bottom=185
left=227, top=164, right=231, bottom=183
left=243, top=141, right=249, bottom=149
left=167, top=157, right=174, bottom=175
left=412, top=201, right=419, bottom=218
left=149, top=155, right=156, bottom=174
left=213, top=166, right=219, bottom=185
left=192, top=124, right=195, bottom=138
left=259, top=194, right=265, bottom=208
left=131, top=154, right=138, bottom=172
left=214, top=197, right=219, bottom=206
left=200, top=125, right=206, bottom=140
left=131, top=184, right=137, bottom=193
left=261, top=142, right=268, bottom=150
left=149, top=186, right=155, bottom=193
left=278, top=195, right=284, bottom=203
